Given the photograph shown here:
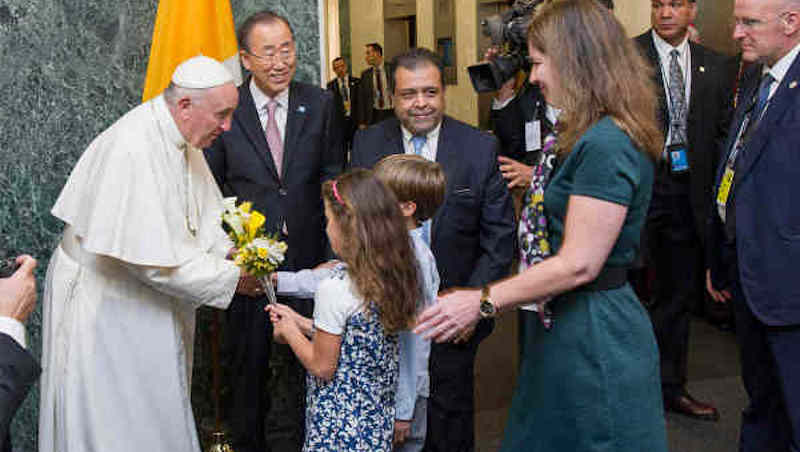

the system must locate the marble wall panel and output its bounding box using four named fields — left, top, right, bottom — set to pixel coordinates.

left=0, top=1, right=320, bottom=450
